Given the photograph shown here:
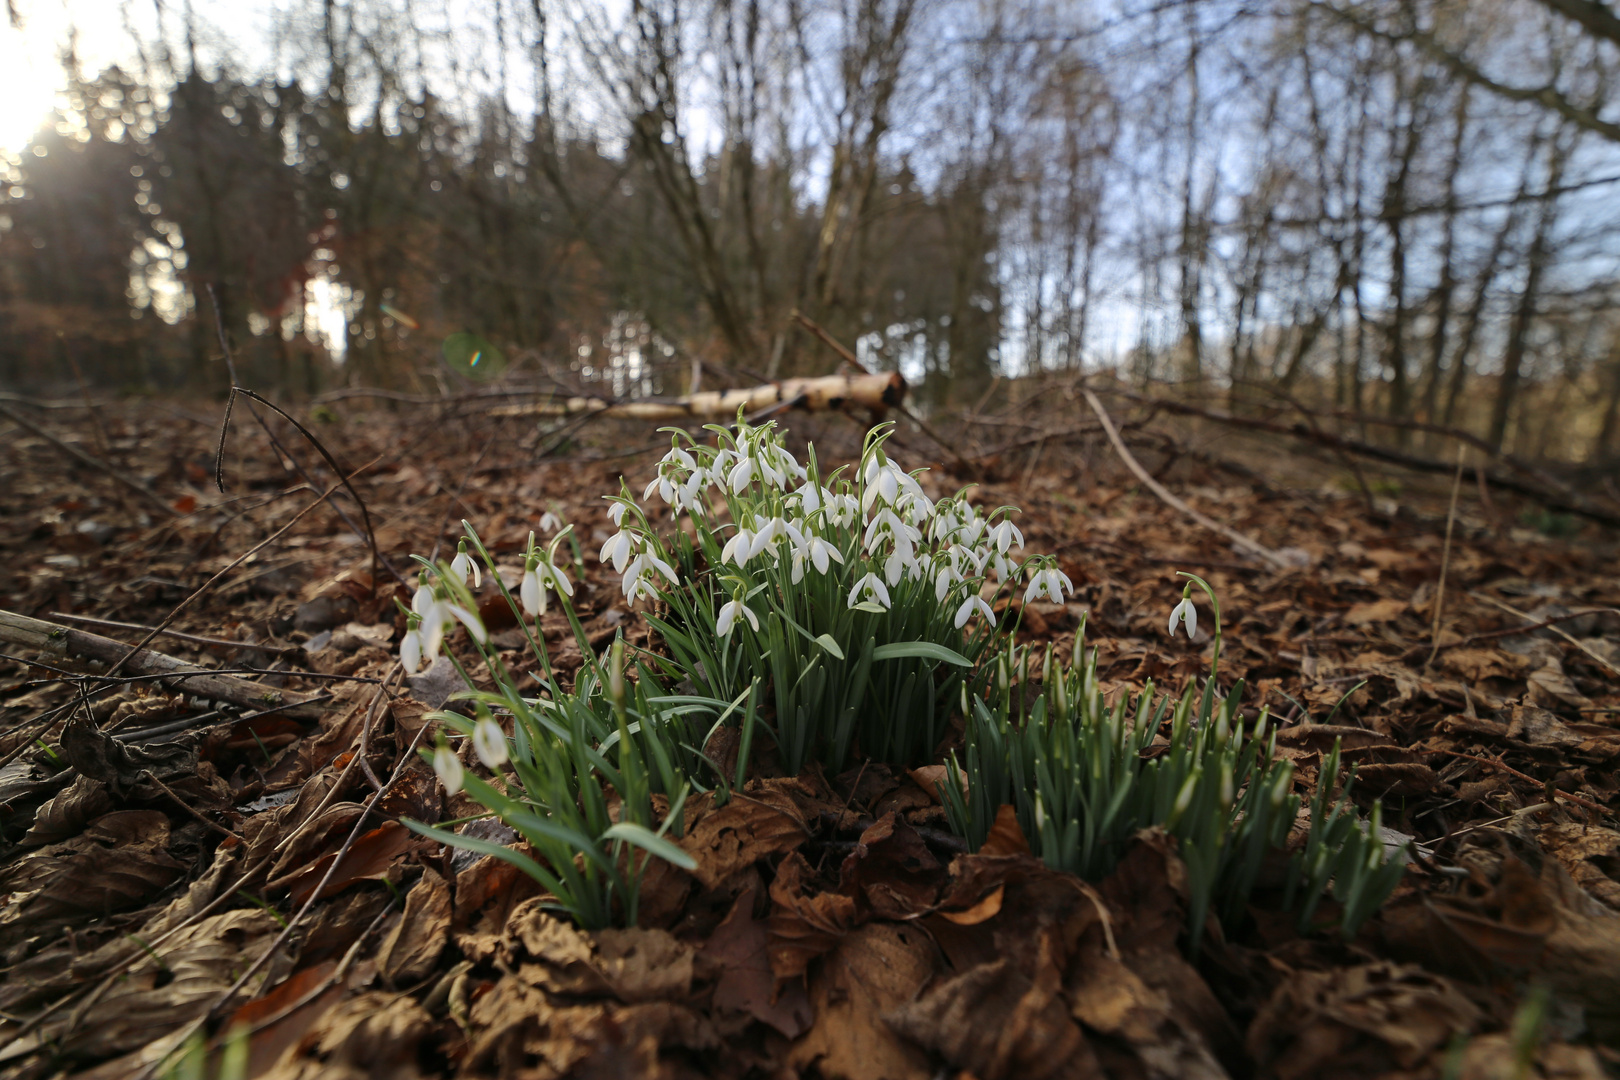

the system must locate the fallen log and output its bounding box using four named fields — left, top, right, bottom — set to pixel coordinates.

left=0, top=609, right=325, bottom=721
left=488, top=371, right=907, bottom=421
